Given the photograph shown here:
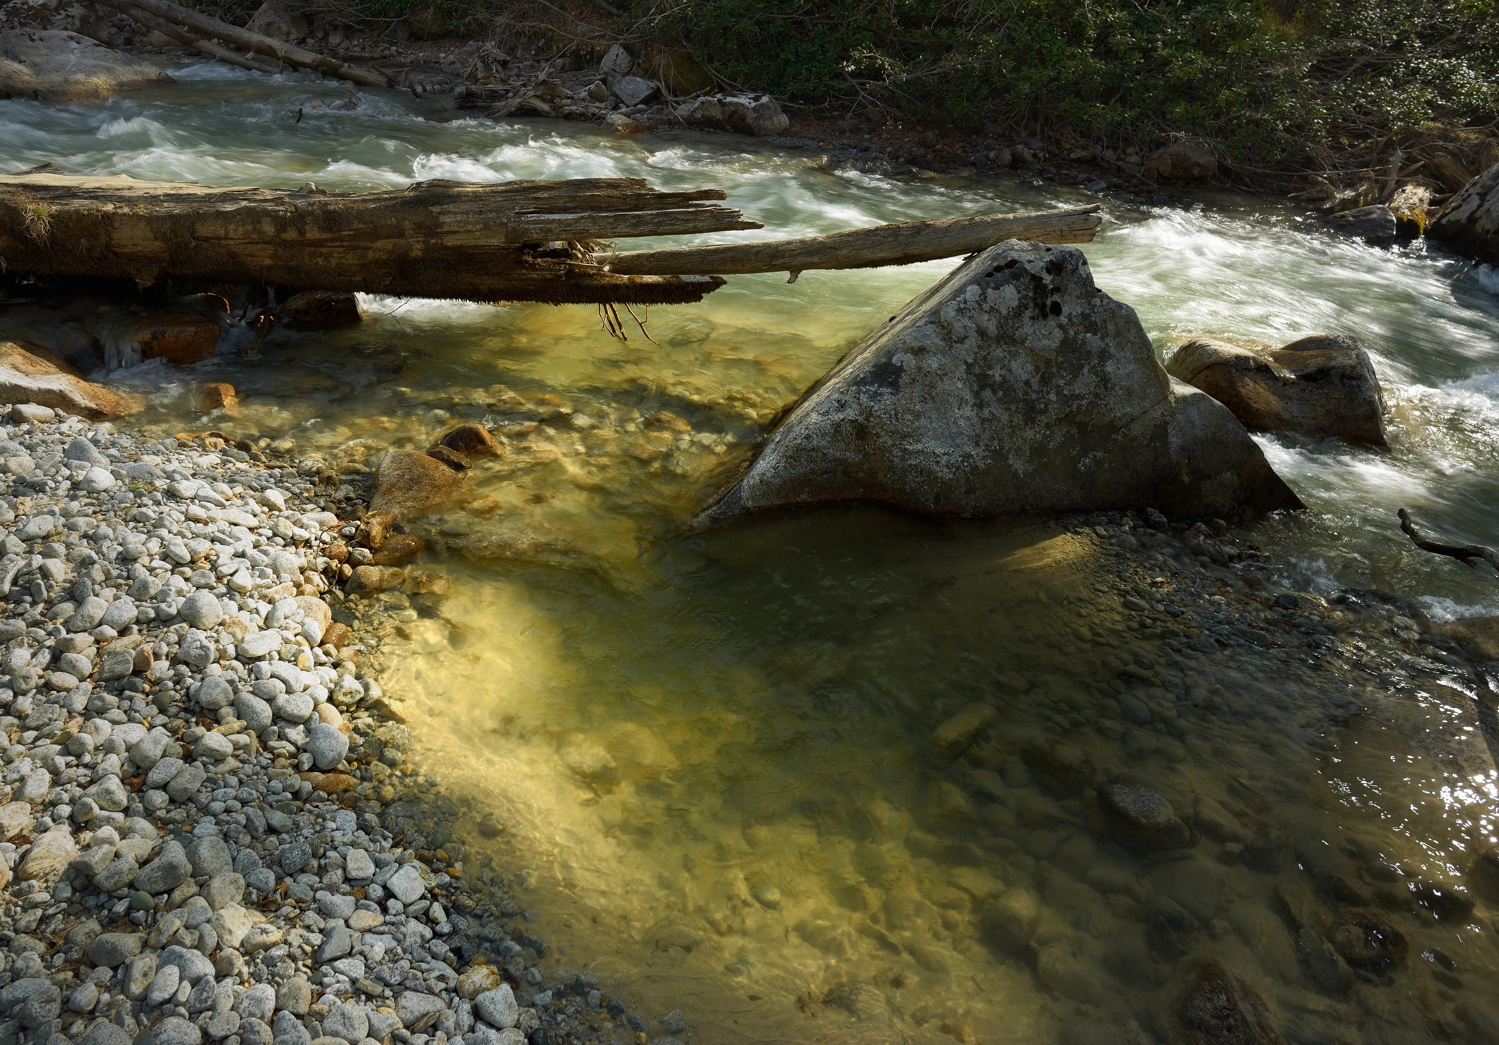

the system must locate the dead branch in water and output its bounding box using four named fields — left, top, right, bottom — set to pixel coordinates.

left=1399, top=508, right=1499, bottom=573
